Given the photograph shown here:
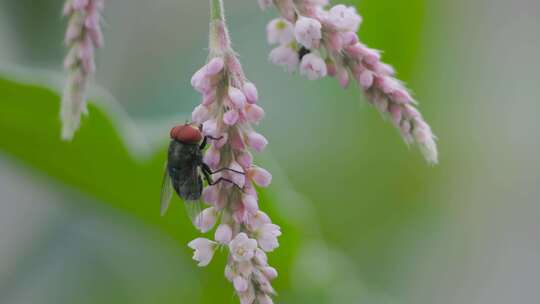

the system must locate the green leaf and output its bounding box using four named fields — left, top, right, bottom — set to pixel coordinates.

left=0, top=76, right=301, bottom=303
